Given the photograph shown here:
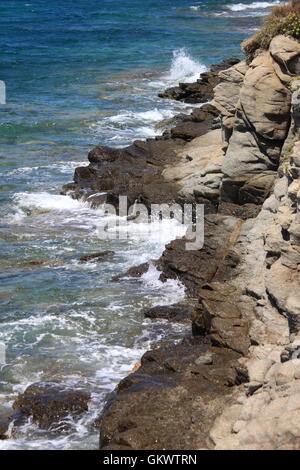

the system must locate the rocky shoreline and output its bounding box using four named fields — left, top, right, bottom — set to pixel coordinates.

left=2, top=26, right=300, bottom=450
left=93, top=33, right=300, bottom=450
